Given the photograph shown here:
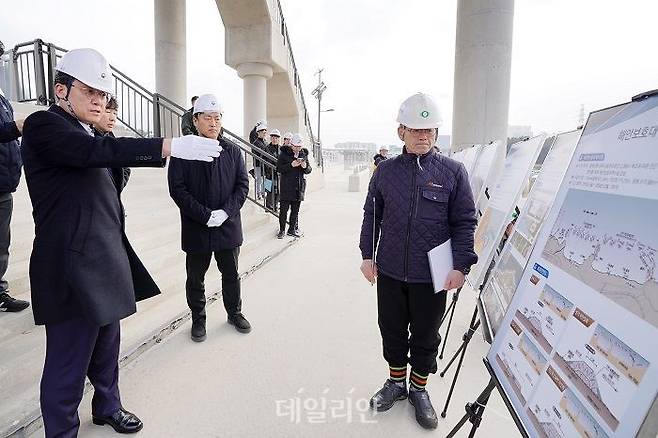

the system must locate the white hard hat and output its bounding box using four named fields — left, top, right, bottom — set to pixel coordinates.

left=255, top=120, right=268, bottom=131
left=283, top=132, right=293, bottom=140
left=56, top=48, right=113, bottom=95
left=291, top=133, right=304, bottom=146
left=270, top=129, right=281, bottom=137
left=396, top=92, right=442, bottom=129
left=193, top=94, right=223, bottom=114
